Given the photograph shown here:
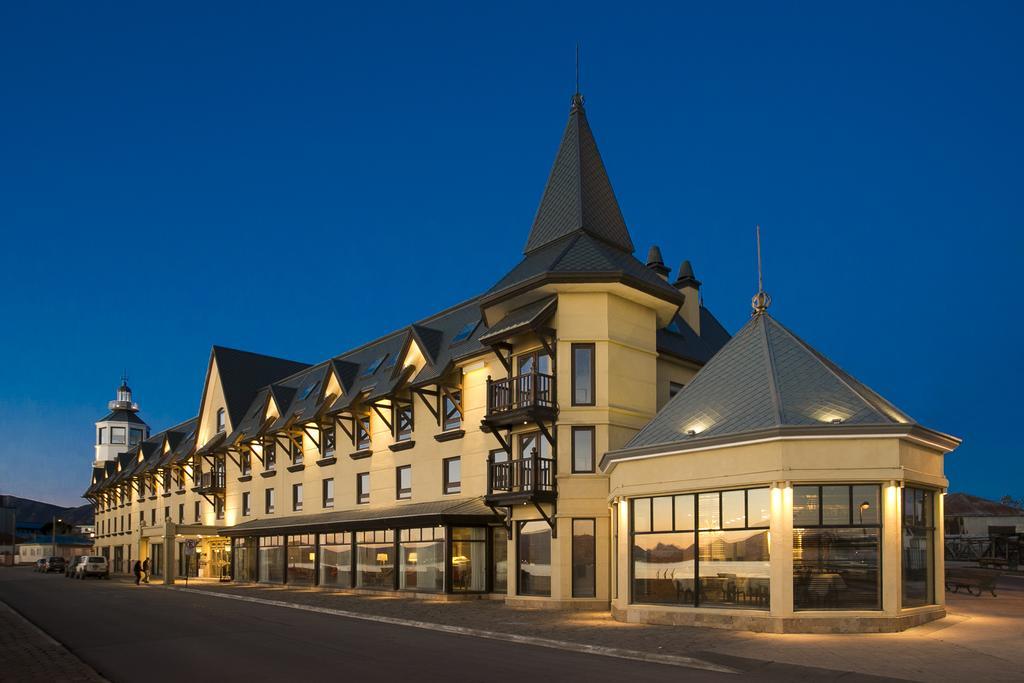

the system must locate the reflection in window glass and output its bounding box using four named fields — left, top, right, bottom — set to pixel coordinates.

left=722, top=490, right=745, bottom=529
left=632, top=532, right=696, bottom=604
left=698, top=492, right=720, bottom=529
left=492, top=527, right=508, bottom=593
left=793, top=528, right=880, bottom=610
left=518, top=521, right=551, bottom=596
left=652, top=497, right=673, bottom=531
left=747, top=488, right=771, bottom=528
left=400, top=531, right=444, bottom=593
left=319, top=533, right=352, bottom=588
left=902, top=487, right=935, bottom=607
left=286, top=534, right=315, bottom=586
left=633, top=498, right=651, bottom=533
left=793, top=486, right=820, bottom=526
left=450, top=527, right=486, bottom=592
left=356, top=531, right=395, bottom=589
left=572, top=519, right=596, bottom=598
left=258, top=536, right=284, bottom=584
left=822, top=486, right=850, bottom=525
left=697, top=530, right=771, bottom=608
left=674, top=495, right=695, bottom=531
left=853, top=486, right=880, bottom=525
